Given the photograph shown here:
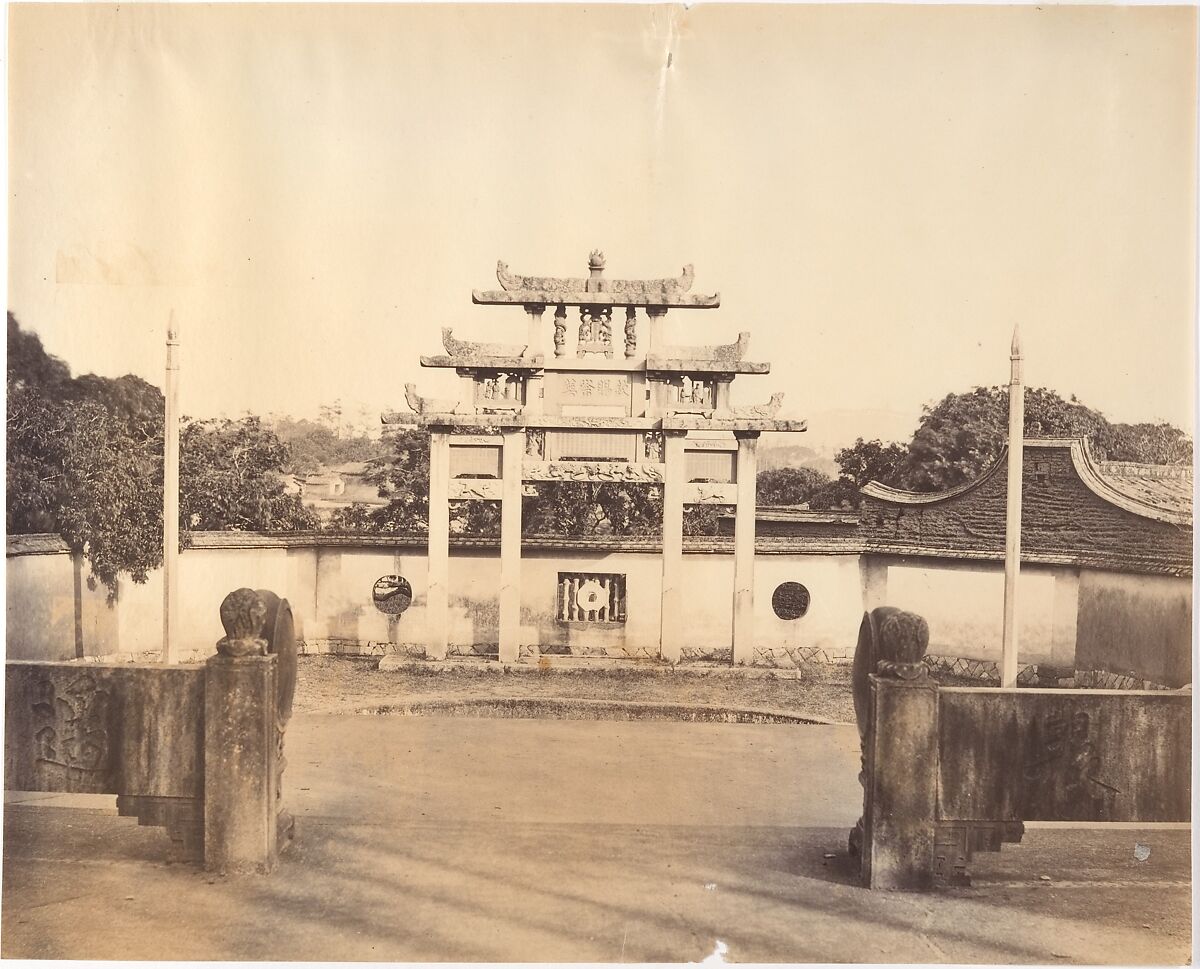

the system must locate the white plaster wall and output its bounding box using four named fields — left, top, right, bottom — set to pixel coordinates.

left=5, top=543, right=1093, bottom=668
left=884, top=562, right=1064, bottom=665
